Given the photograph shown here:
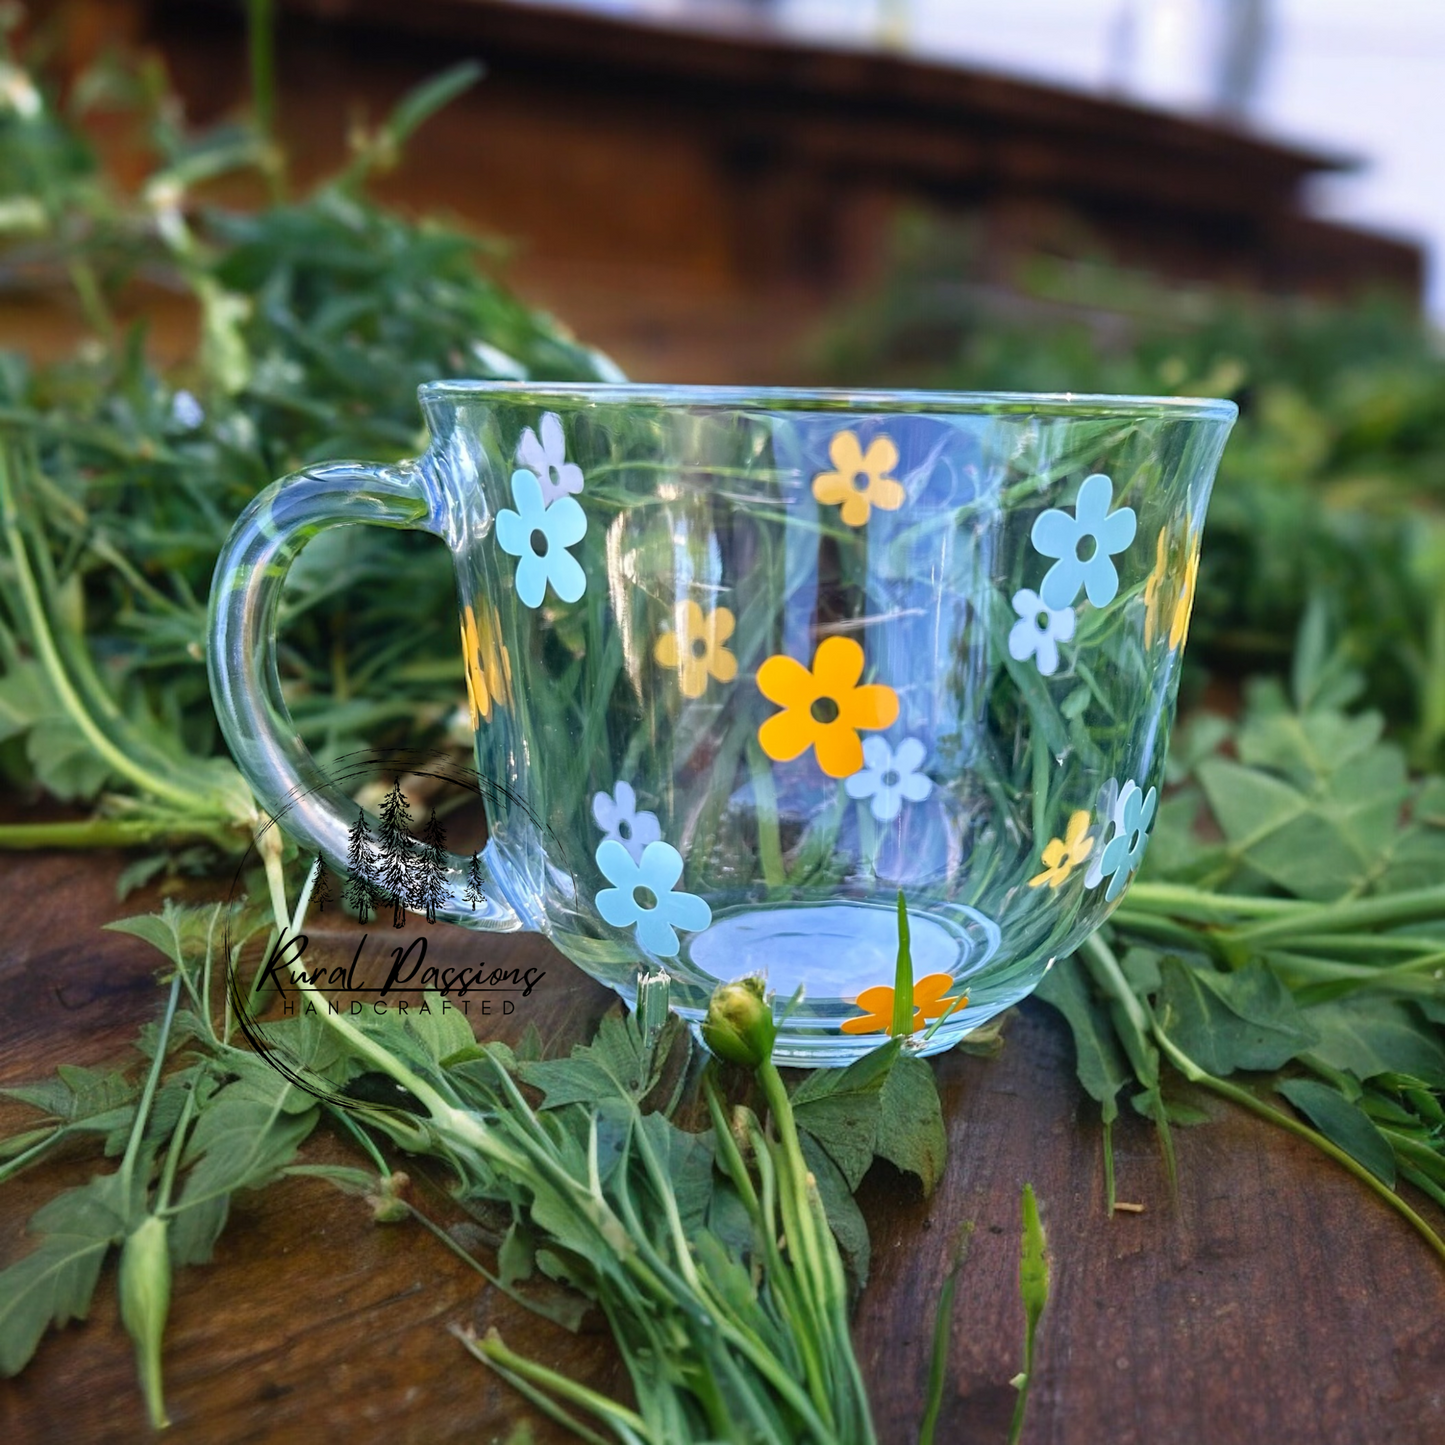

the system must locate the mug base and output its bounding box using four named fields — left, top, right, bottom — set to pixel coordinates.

left=616, top=895, right=1012, bottom=1067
